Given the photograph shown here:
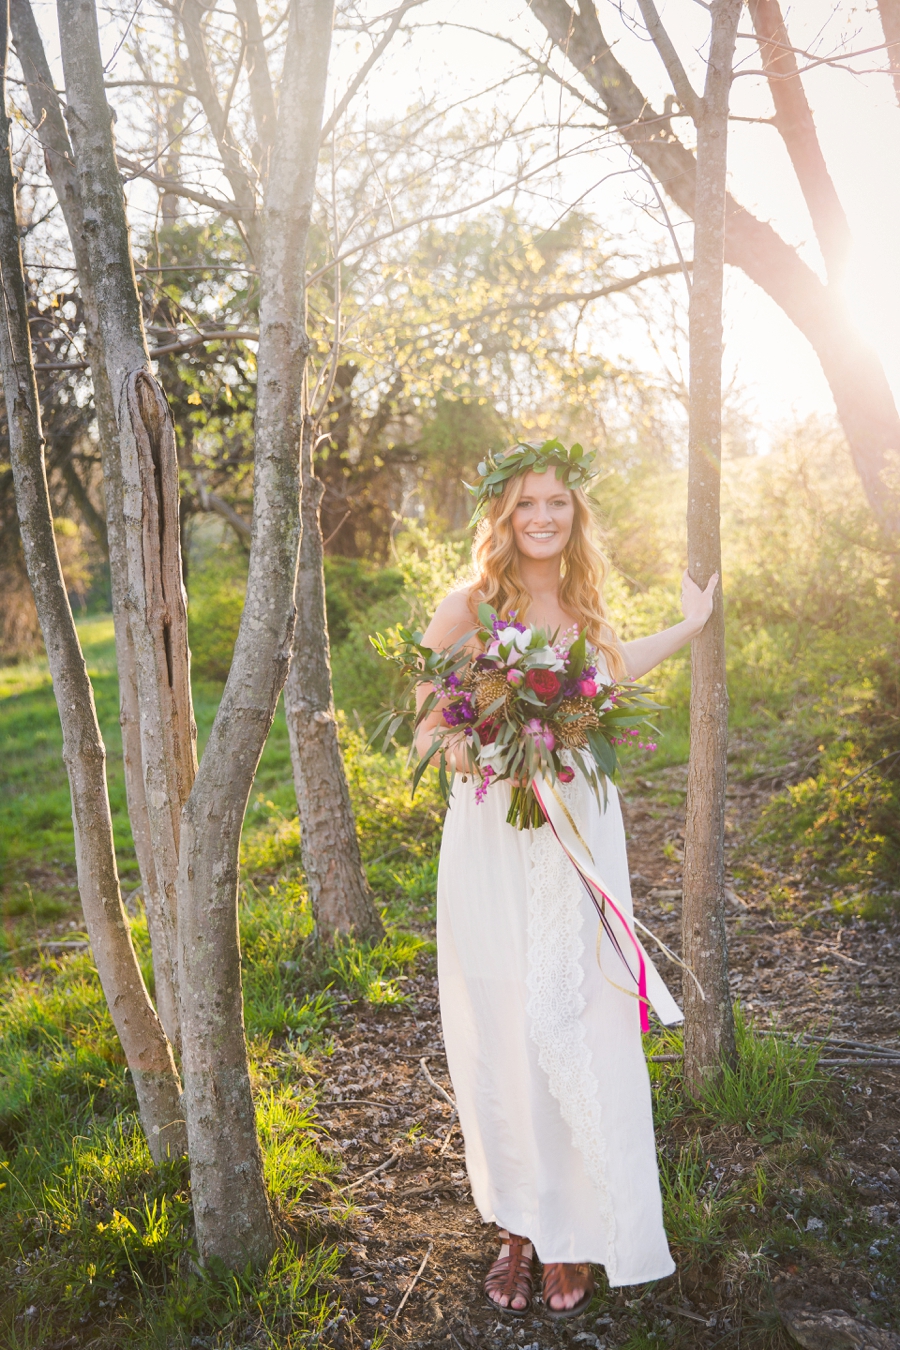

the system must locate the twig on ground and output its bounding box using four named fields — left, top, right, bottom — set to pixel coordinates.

left=439, top=1120, right=458, bottom=1155
left=316, top=1099, right=397, bottom=1110
left=818, top=1059, right=900, bottom=1068
left=393, top=1241, right=433, bottom=1321
left=420, top=1057, right=457, bottom=1116
left=647, top=1054, right=683, bottom=1063
left=336, top=1152, right=400, bottom=1195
